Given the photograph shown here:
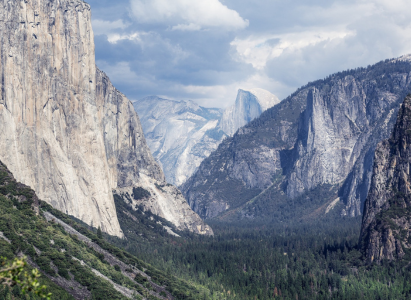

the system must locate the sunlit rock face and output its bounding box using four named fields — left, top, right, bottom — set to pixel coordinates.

left=181, top=58, right=411, bottom=221
left=0, top=0, right=212, bottom=237
left=134, top=89, right=279, bottom=186
left=134, top=96, right=225, bottom=187
left=218, top=88, right=280, bottom=136
left=360, top=94, right=411, bottom=263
